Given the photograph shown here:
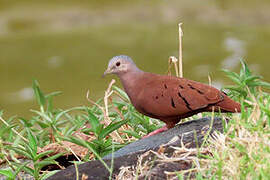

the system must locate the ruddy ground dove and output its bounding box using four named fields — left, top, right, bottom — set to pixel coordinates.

left=103, top=55, right=241, bottom=137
